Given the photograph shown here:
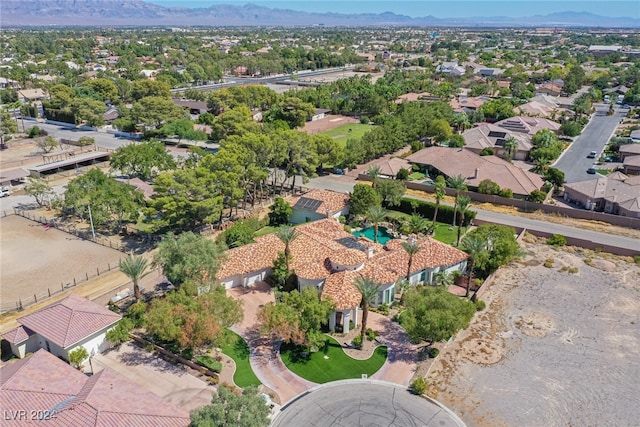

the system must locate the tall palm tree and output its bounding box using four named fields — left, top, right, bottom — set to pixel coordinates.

left=503, top=136, right=518, bottom=161
left=452, top=113, right=471, bottom=134
left=353, top=276, right=381, bottom=348
left=119, top=255, right=149, bottom=302
left=366, top=165, right=381, bottom=189
left=276, top=225, right=298, bottom=272
left=446, top=174, right=467, bottom=227
left=365, top=206, right=387, bottom=244
left=462, top=235, right=488, bottom=297
left=432, top=176, right=446, bottom=228
left=400, top=241, right=421, bottom=282
left=456, top=196, right=471, bottom=246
